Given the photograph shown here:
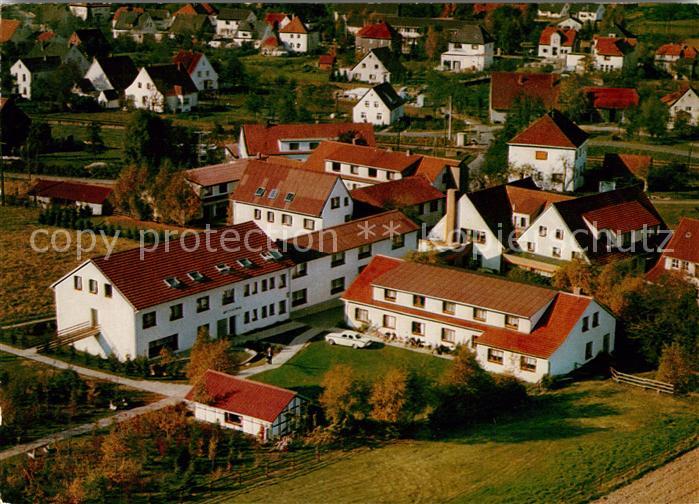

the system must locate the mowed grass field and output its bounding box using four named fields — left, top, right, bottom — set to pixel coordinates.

left=654, top=200, right=699, bottom=227
left=253, top=340, right=451, bottom=399
left=0, top=206, right=139, bottom=323
left=228, top=379, right=699, bottom=504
